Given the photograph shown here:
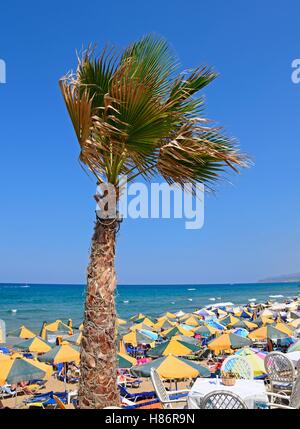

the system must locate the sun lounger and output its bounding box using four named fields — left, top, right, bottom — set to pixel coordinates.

left=24, top=390, right=68, bottom=407
left=118, top=375, right=142, bottom=388
left=124, top=398, right=162, bottom=409
left=118, top=384, right=156, bottom=402
left=53, top=395, right=67, bottom=409
left=19, top=384, right=40, bottom=395
left=0, top=385, right=17, bottom=399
